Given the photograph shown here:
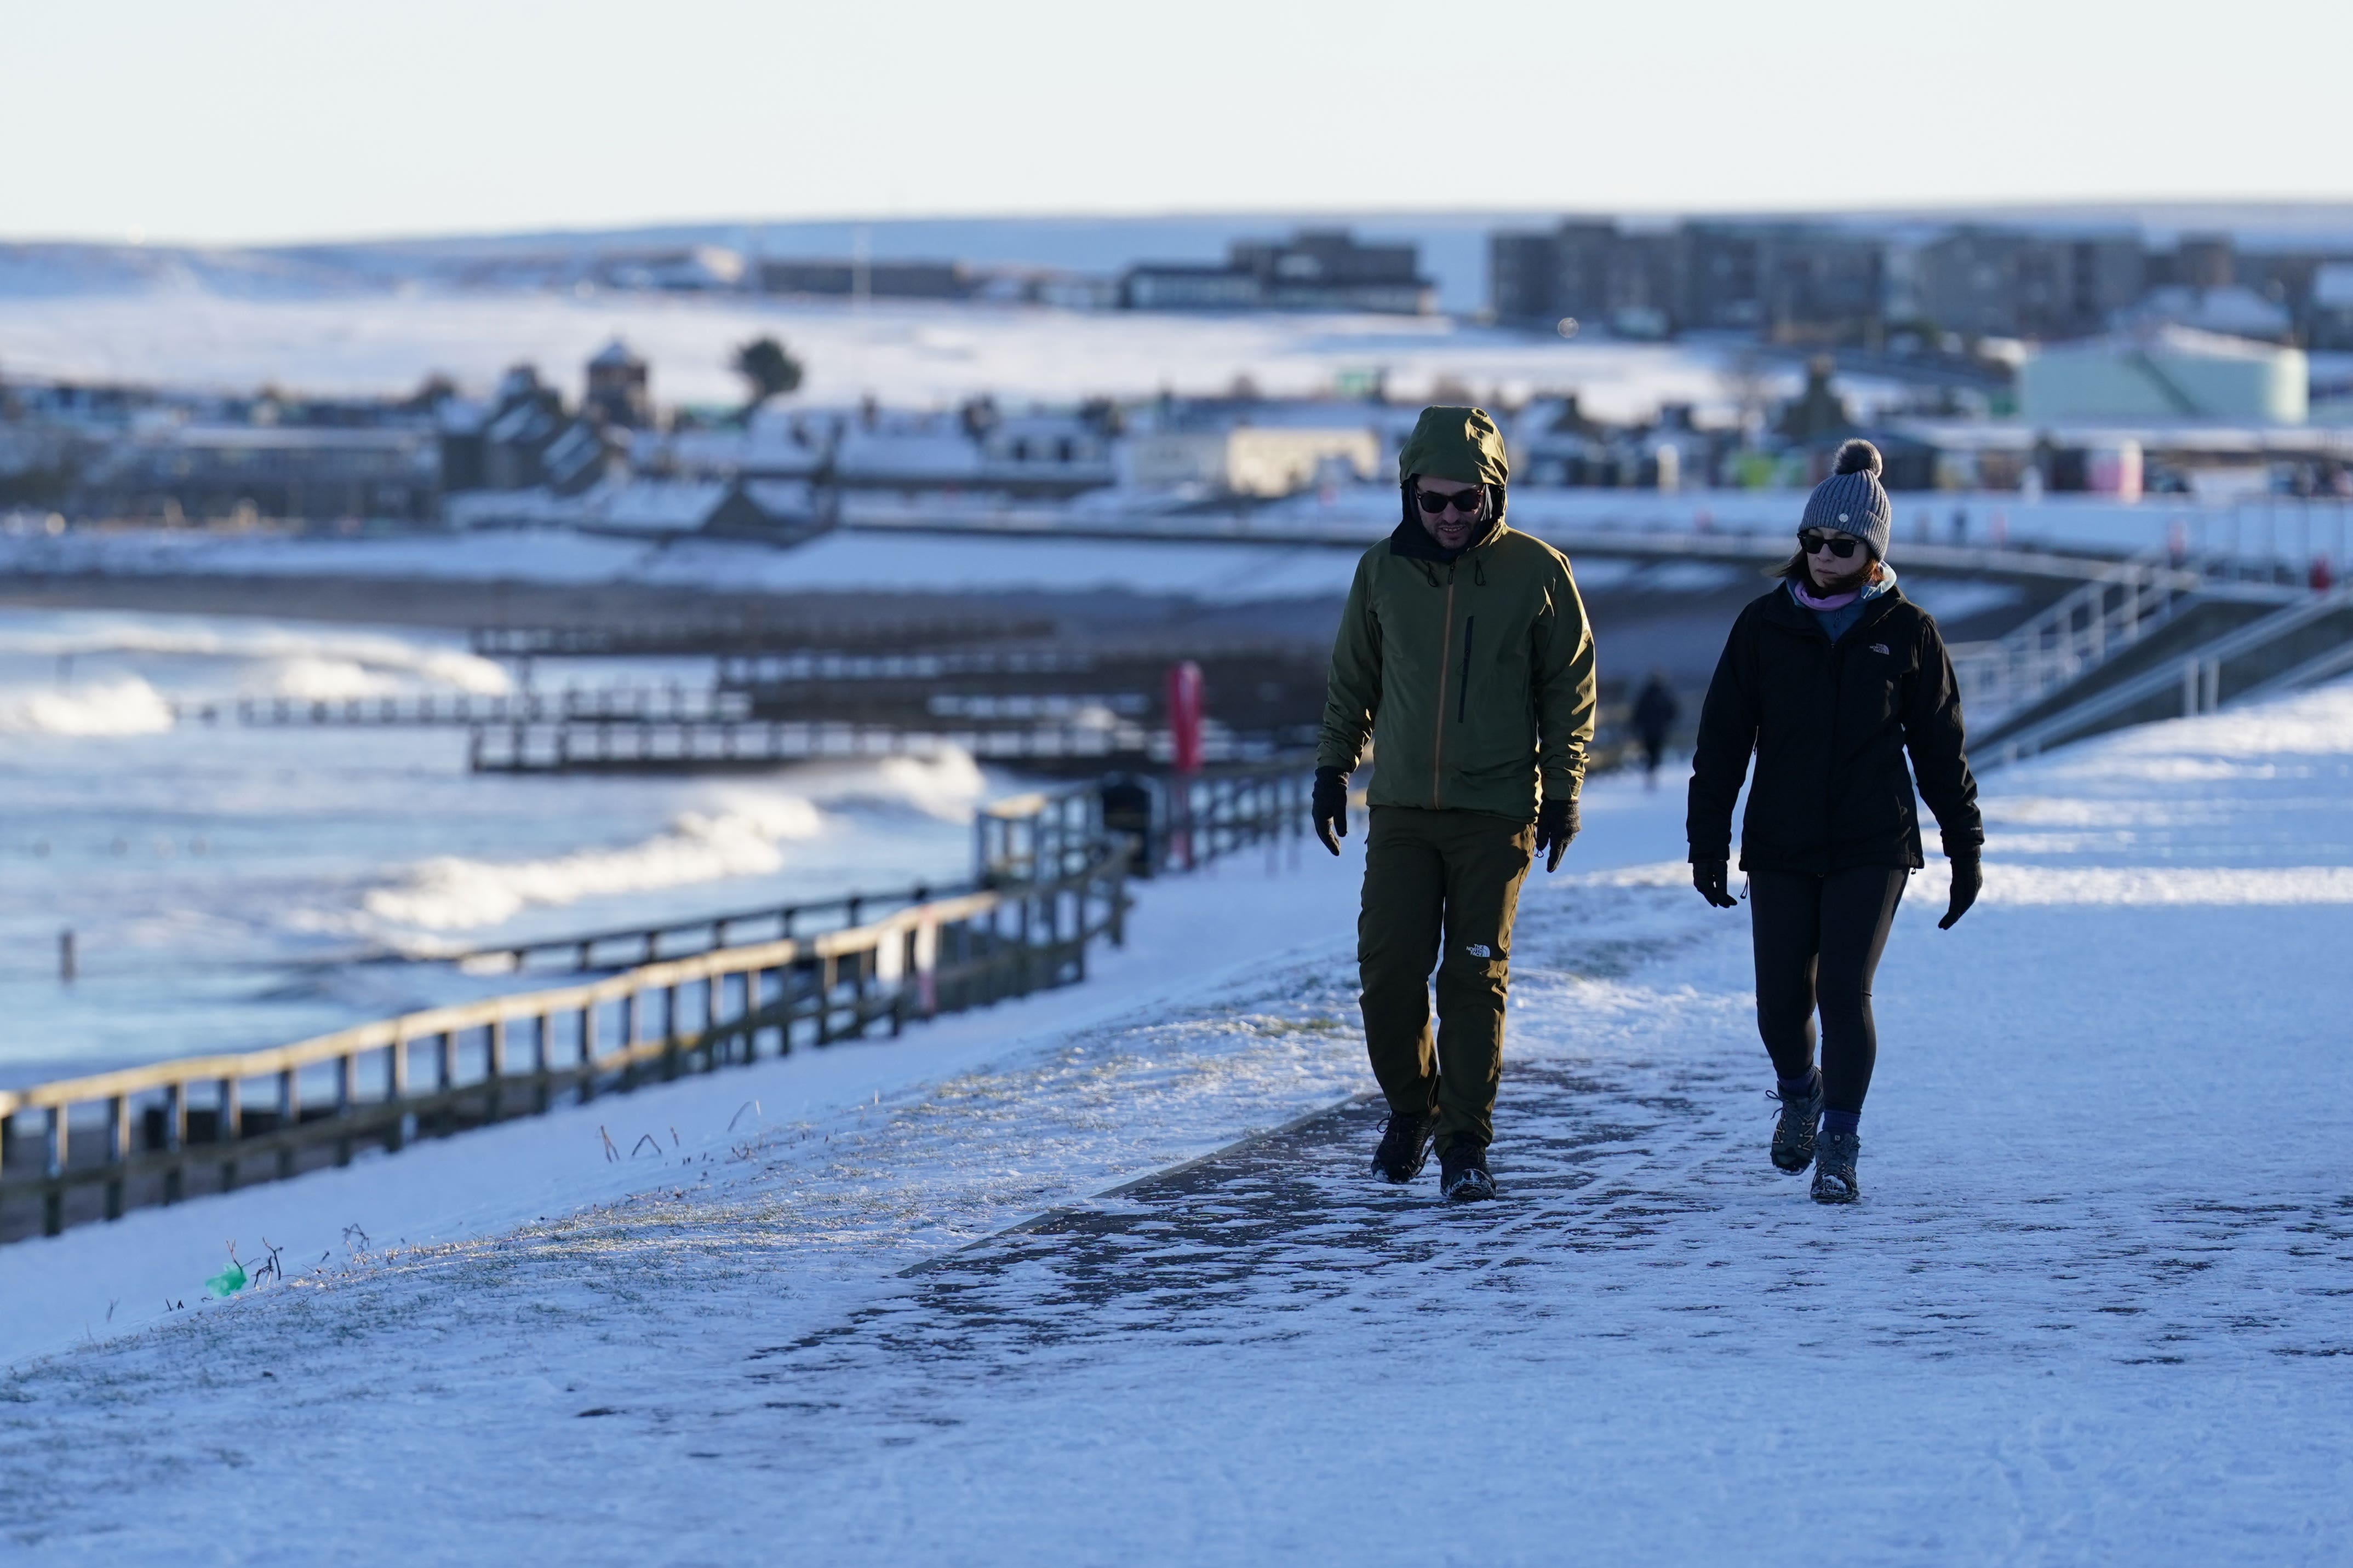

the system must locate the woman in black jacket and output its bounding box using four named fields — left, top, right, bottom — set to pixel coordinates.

left=1686, top=439, right=1983, bottom=1203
